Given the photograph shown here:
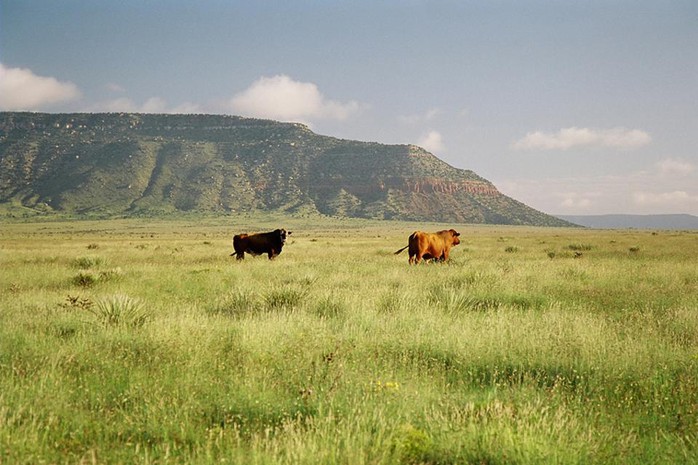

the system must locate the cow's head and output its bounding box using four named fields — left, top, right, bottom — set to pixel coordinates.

left=276, top=229, right=291, bottom=243
left=449, top=229, right=461, bottom=246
